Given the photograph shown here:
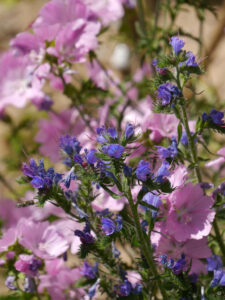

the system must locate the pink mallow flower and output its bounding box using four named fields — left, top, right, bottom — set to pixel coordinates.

left=38, top=259, right=85, bottom=299
left=33, top=0, right=100, bottom=63
left=166, top=183, right=215, bottom=242
left=19, top=220, right=69, bottom=259
left=0, top=51, right=48, bottom=113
